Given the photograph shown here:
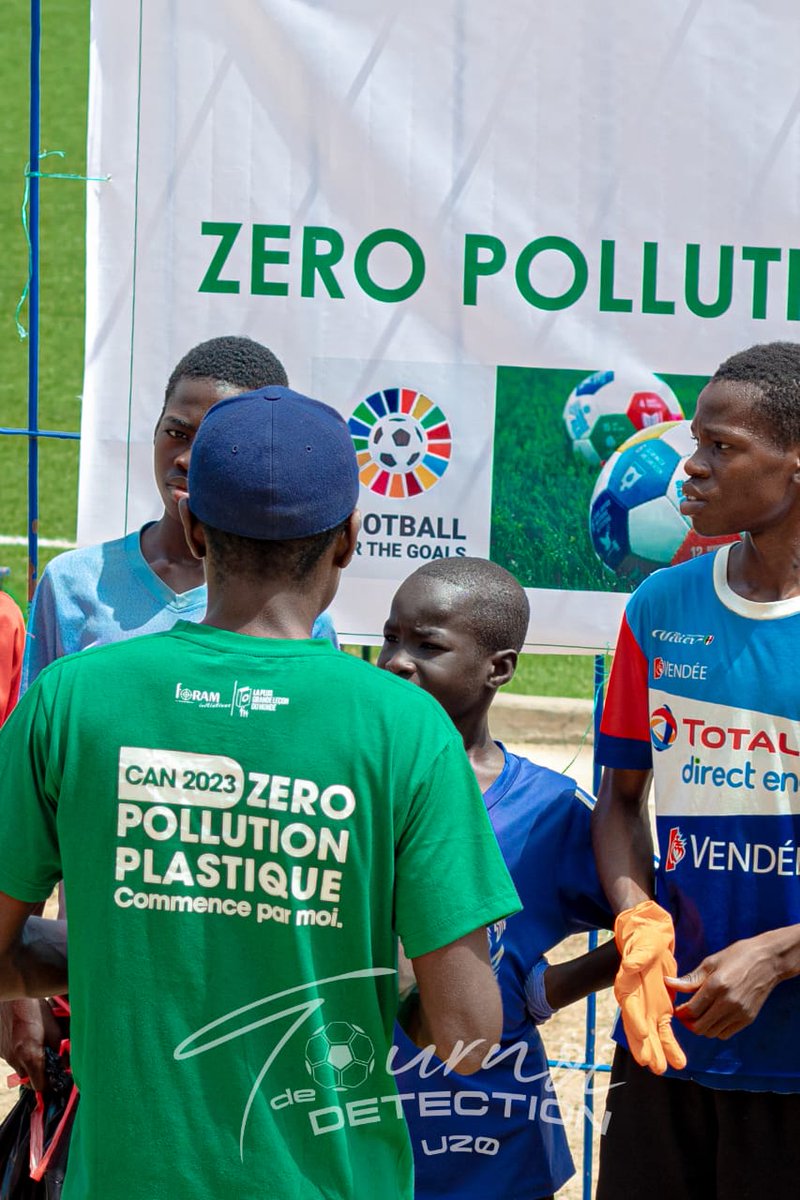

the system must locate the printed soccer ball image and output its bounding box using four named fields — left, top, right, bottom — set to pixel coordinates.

left=305, top=1021, right=376, bottom=1092
left=369, top=414, right=426, bottom=472
left=564, top=369, right=684, bottom=466
left=589, top=420, right=739, bottom=582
